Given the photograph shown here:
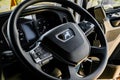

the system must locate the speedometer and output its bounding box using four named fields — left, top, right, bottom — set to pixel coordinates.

left=37, top=17, right=49, bottom=35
